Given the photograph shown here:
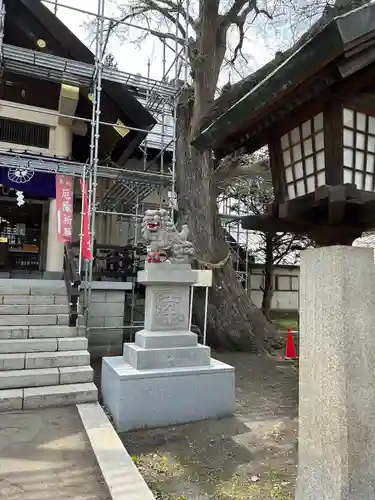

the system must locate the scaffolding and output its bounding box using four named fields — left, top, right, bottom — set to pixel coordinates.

left=0, top=0, right=189, bottom=336
left=0, top=0, right=254, bottom=338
